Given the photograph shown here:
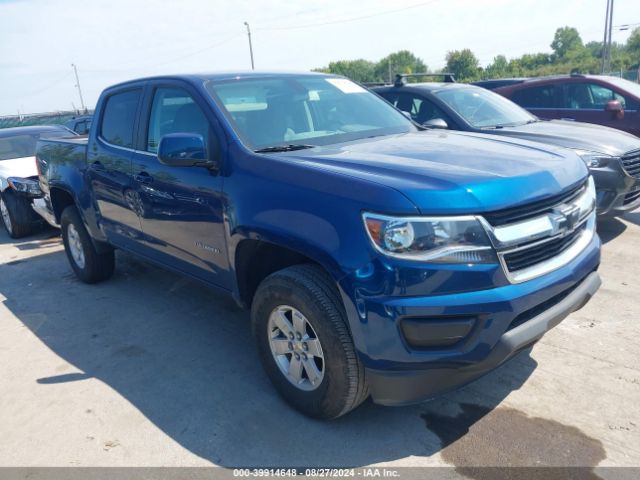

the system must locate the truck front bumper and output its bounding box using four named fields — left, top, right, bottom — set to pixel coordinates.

left=339, top=227, right=601, bottom=406
left=592, top=163, right=640, bottom=216
left=365, top=270, right=600, bottom=405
